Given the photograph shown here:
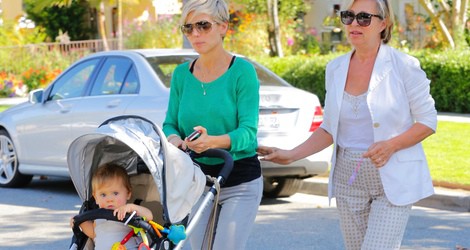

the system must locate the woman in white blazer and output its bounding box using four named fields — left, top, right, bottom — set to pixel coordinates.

left=257, top=0, right=437, bottom=249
